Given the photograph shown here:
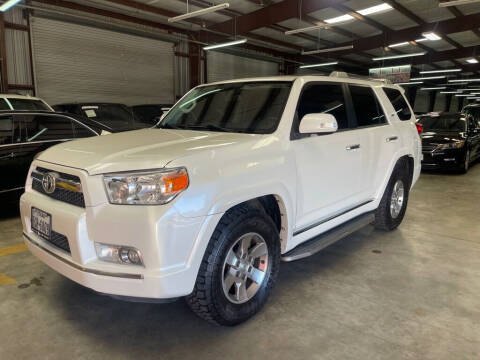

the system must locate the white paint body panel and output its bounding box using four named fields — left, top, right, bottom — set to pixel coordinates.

left=20, top=75, right=420, bottom=299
